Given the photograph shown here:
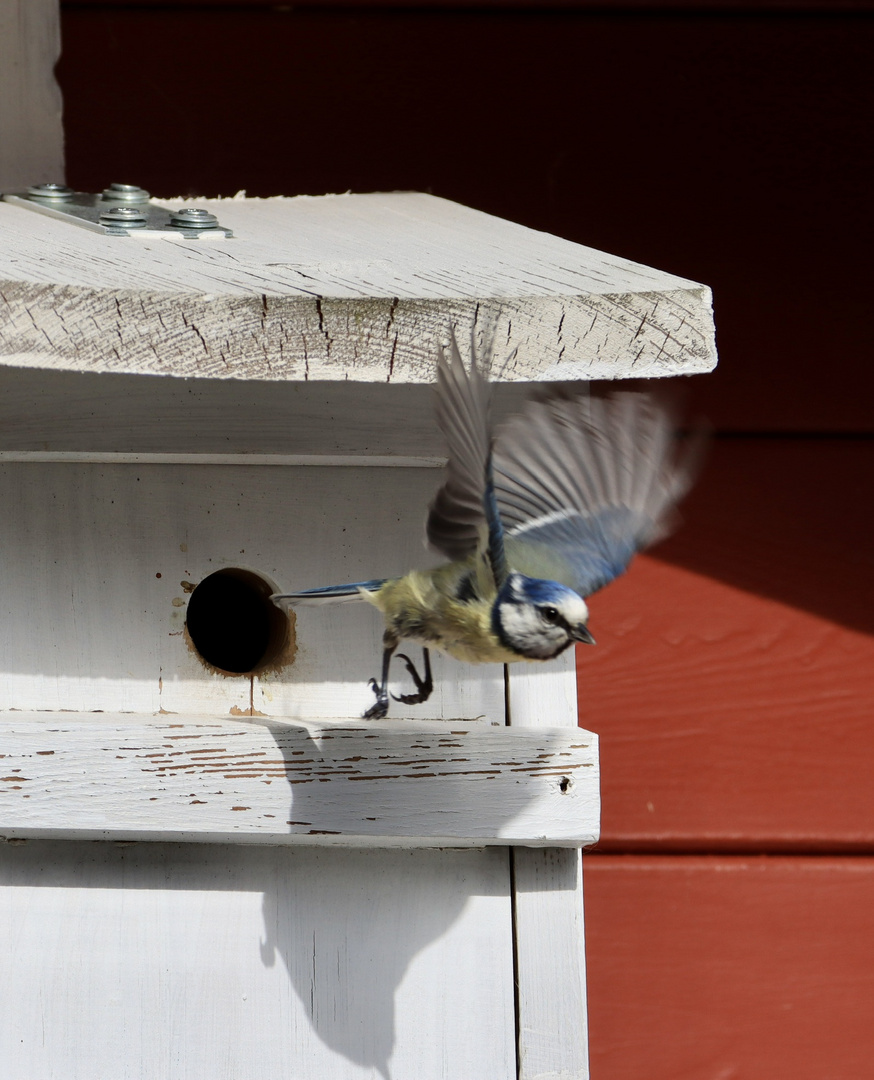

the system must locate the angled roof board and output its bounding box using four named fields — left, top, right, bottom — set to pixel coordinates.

left=0, top=192, right=716, bottom=384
